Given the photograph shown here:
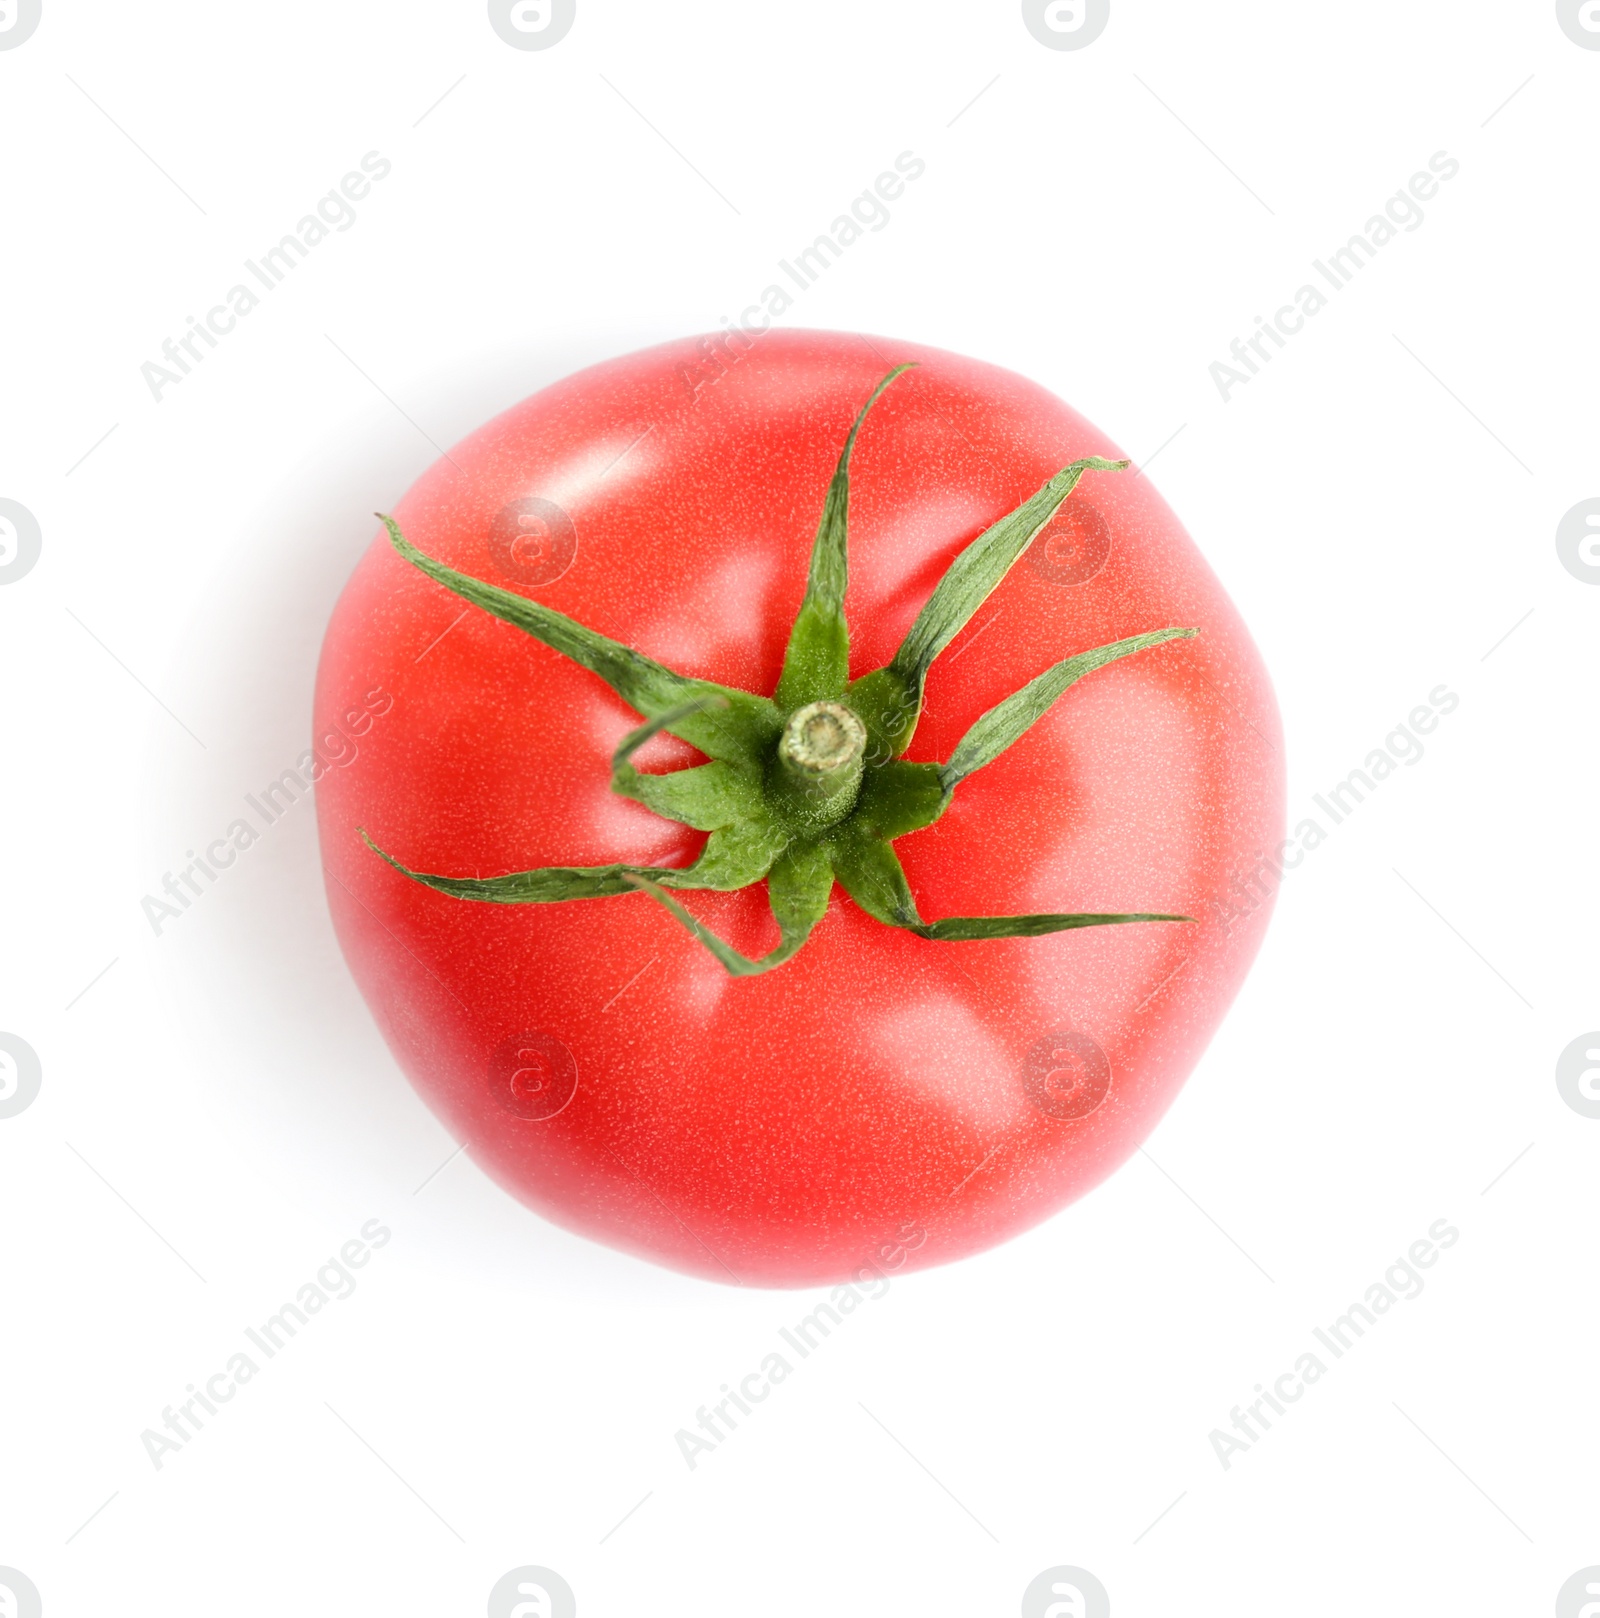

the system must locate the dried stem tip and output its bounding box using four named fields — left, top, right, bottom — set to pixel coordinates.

left=779, top=700, right=867, bottom=777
